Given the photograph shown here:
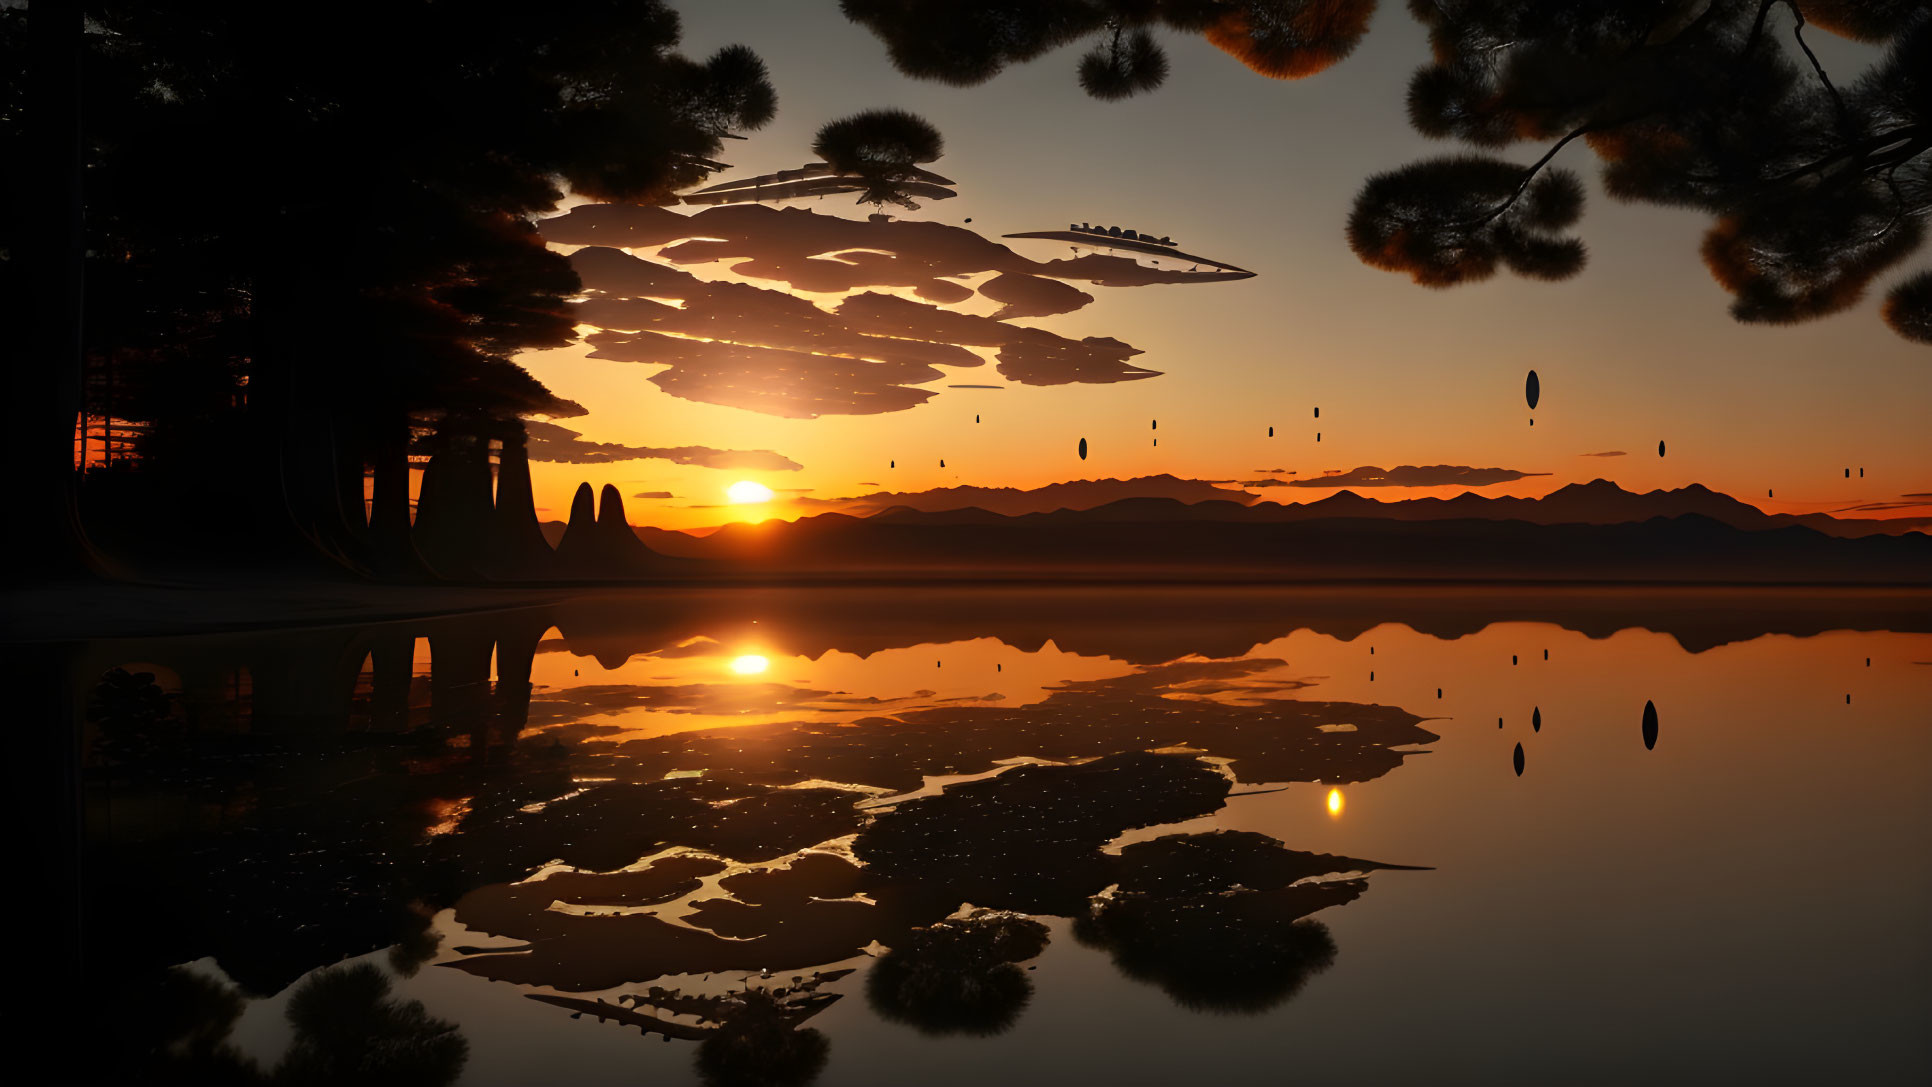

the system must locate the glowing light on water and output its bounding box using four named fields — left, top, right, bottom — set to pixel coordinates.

left=1326, top=787, right=1344, bottom=817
